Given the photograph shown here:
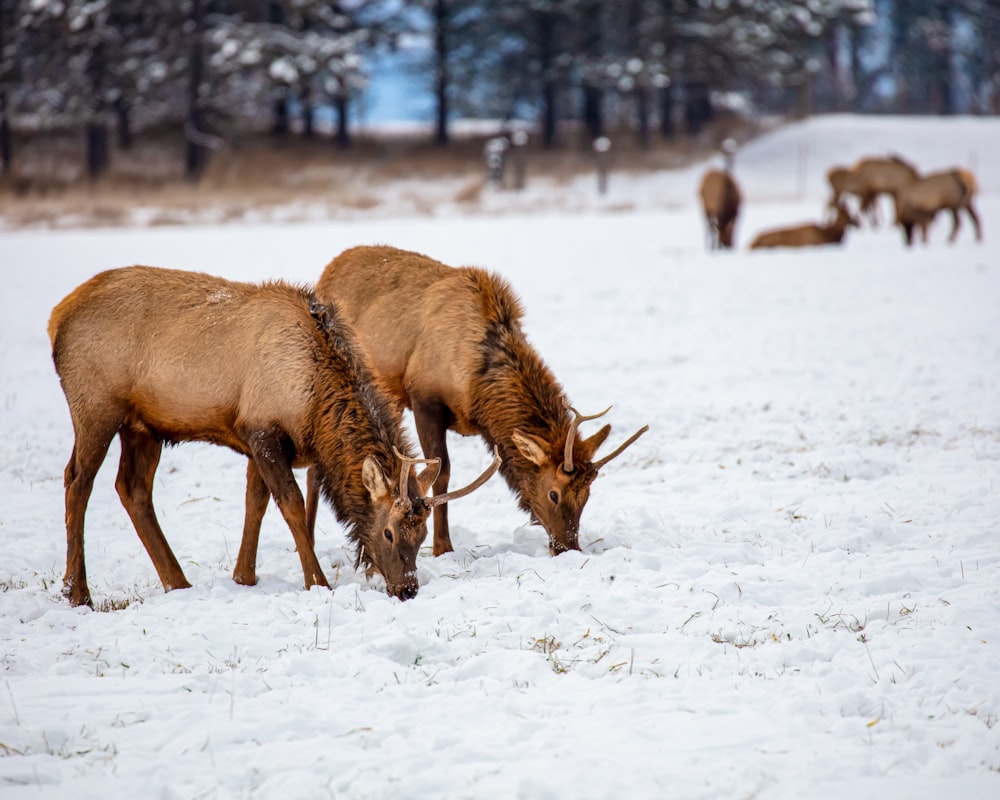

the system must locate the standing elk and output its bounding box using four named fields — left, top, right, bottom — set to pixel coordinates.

left=892, top=168, right=982, bottom=246
left=827, top=155, right=920, bottom=226
left=749, top=203, right=859, bottom=250
left=699, top=169, right=743, bottom=250
left=306, top=245, right=649, bottom=557
left=48, top=266, right=499, bottom=607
